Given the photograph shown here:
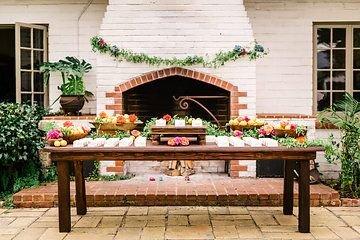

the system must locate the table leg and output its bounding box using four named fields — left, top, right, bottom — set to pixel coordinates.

left=283, top=160, right=294, bottom=215
left=57, top=161, right=71, bottom=232
left=74, top=161, right=87, bottom=215
left=298, top=160, right=310, bottom=233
